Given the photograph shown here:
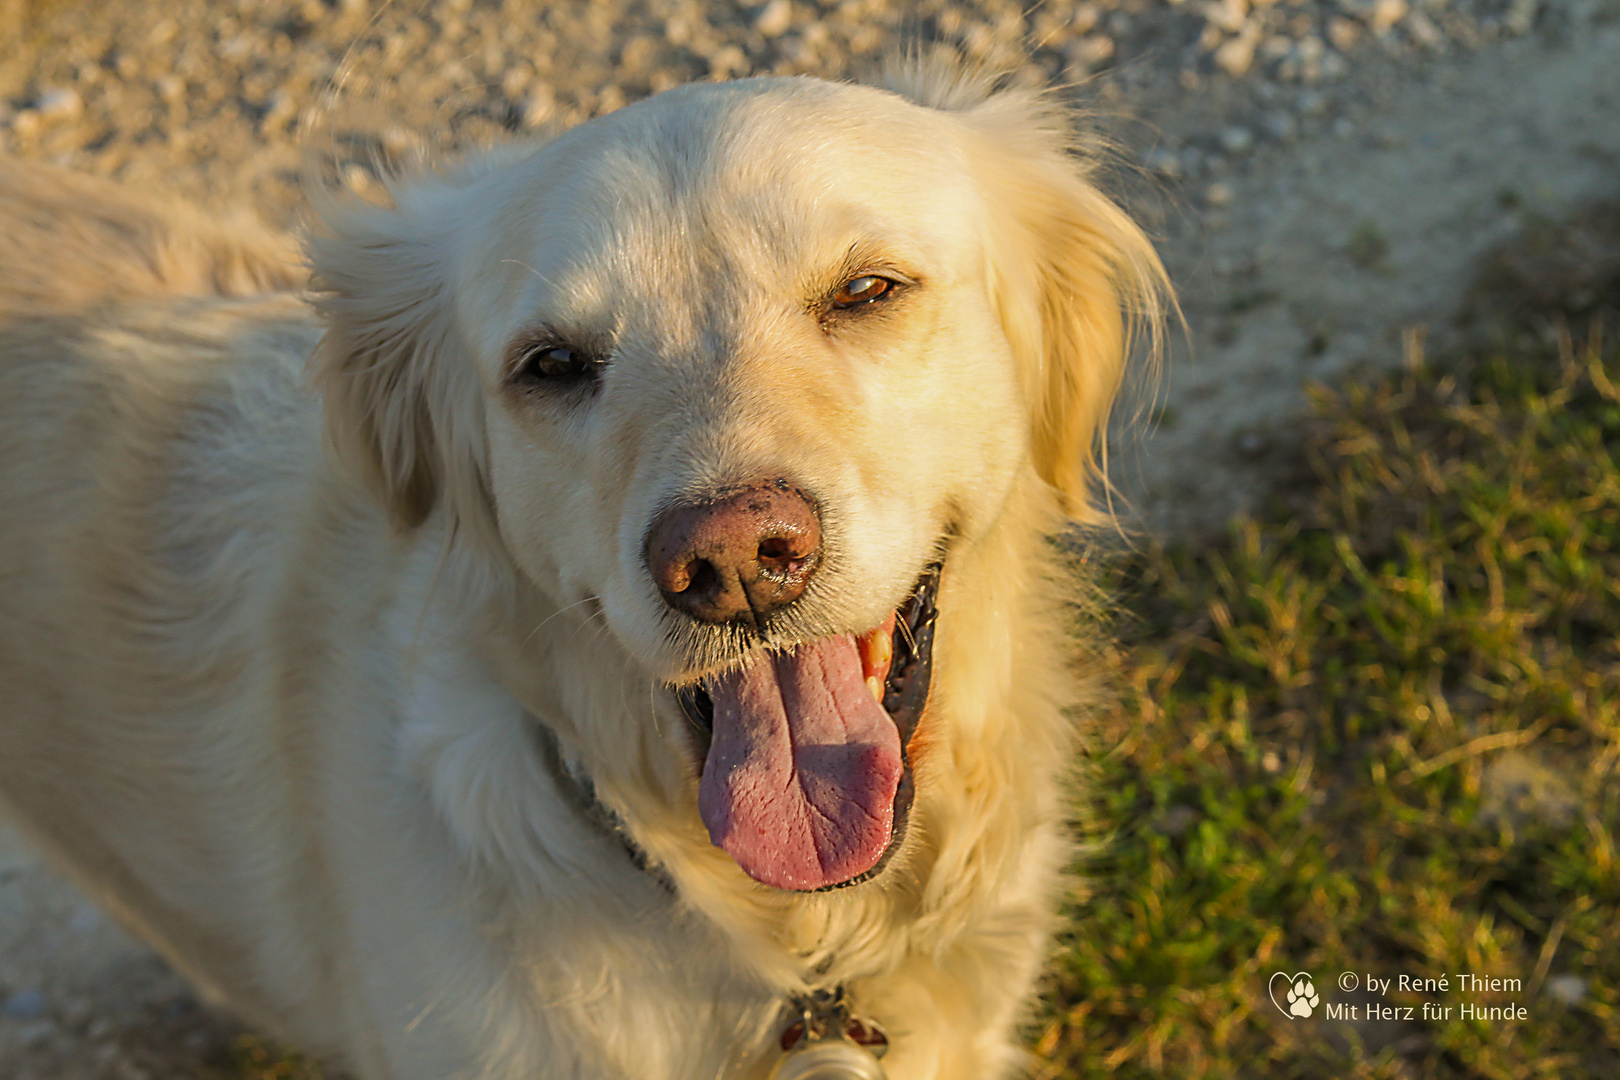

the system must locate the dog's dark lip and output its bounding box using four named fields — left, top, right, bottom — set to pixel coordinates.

left=672, top=561, right=941, bottom=891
